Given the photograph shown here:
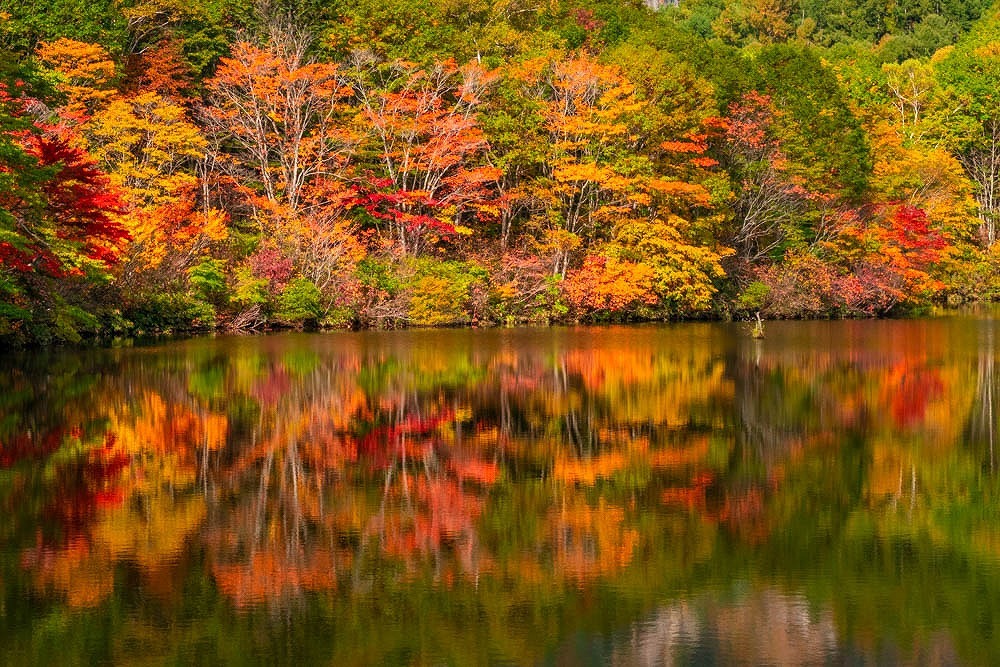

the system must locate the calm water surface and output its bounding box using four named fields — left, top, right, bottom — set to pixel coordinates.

left=1, top=319, right=999, bottom=665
